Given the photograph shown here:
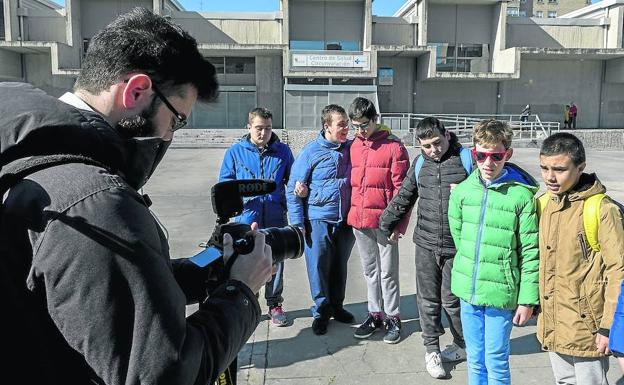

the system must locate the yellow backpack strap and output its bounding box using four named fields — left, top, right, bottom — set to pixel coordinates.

left=583, top=194, right=605, bottom=252
left=536, top=193, right=550, bottom=221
